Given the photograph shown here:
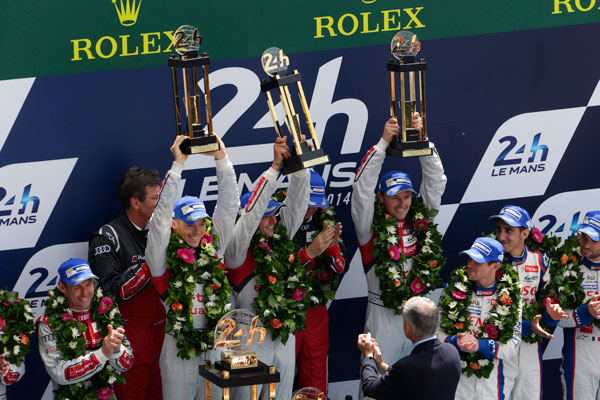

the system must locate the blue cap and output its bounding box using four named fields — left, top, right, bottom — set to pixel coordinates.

left=489, top=205, right=532, bottom=229
left=460, top=237, right=504, bottom=263
left=308, top=170, right=328, bottom=208
left=577, top=211, right=600, bottom=241
left=378, top=171, right=415, bottom=196
left=58, top=258, right=98, bottom=286
left=240, top=192, right=284, bottom=217
left=173, top=196, right=209, bottom=225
